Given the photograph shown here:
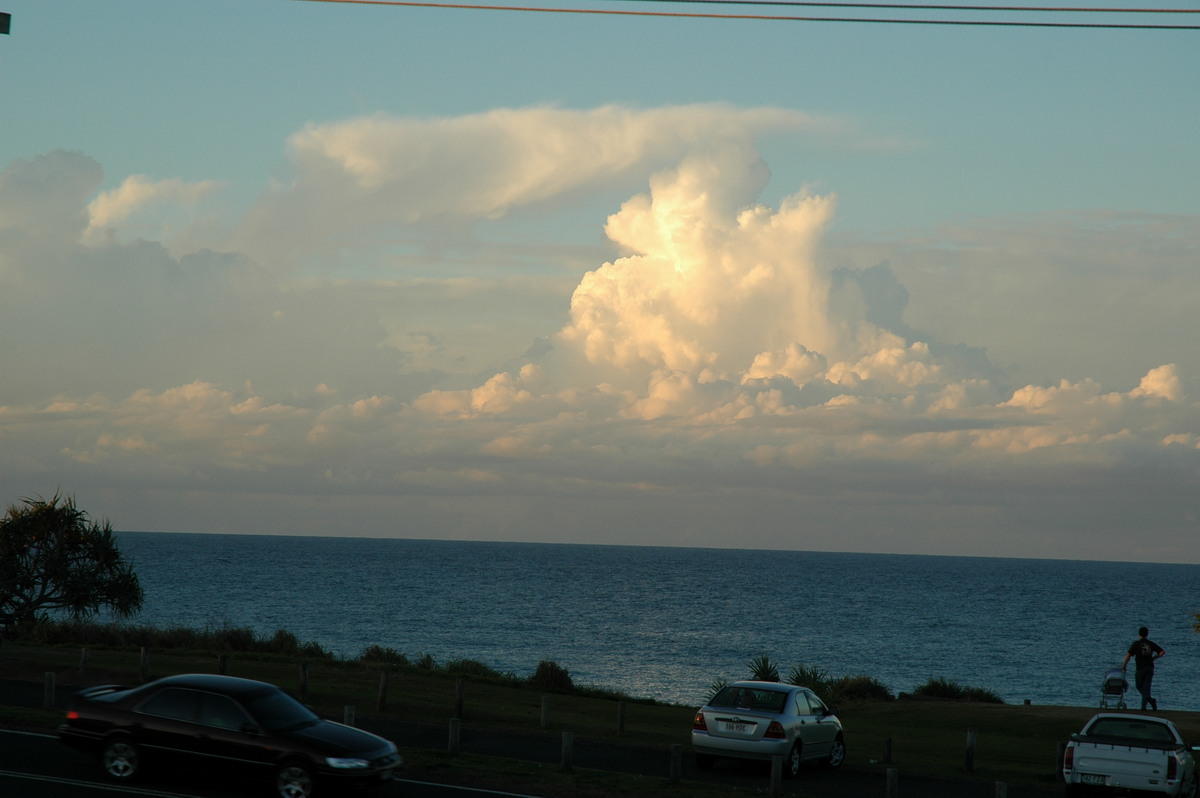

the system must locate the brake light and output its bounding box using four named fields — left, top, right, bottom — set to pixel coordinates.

left=1063, top=746, right=1073, bottom=771
left=765, top=721, right=786, bottom=739
left=66, top=711, right=80, bottom=720
left=1168, top=753, right=1178, bottom=781
left=692, top=713, right=708, bottom=732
